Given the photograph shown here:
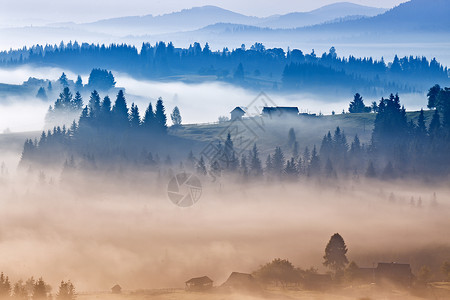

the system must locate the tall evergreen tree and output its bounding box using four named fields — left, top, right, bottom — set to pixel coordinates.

left=429, top=109, right=441, bottom=138
left=323, top=233, right=349, bottom=275
left=32, top=278, right=47, bottom=300
left=143, top=102, right=156, bottom=129
left=75, top=75, right=83, bottom=90
left=416, top=109, right=428, bottom=138
left=171, top=106, right=182, bottom=126
left=348, top=93, right=368, bottom=113
left=272, top=146, right=285, bottom=176
left=155, top=97, right=167, bottom=133
left=88, top=90, right=101, bottom=118
left=196, top=156, right=207, bottom=175
left=427, top=84, right=441, bottom=109
left=72, top=91, right=83, bottom=111
left=249, top=143, right=263, bottom=177
left=59, top=72, right=69, bottom=87
left=112, top=90, right=129, bottom=128
left=129, top=103, right=141, bottom=128
left=56, top=281, right=75, bottom=300
left=308, top=145, right=321, bottom=177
